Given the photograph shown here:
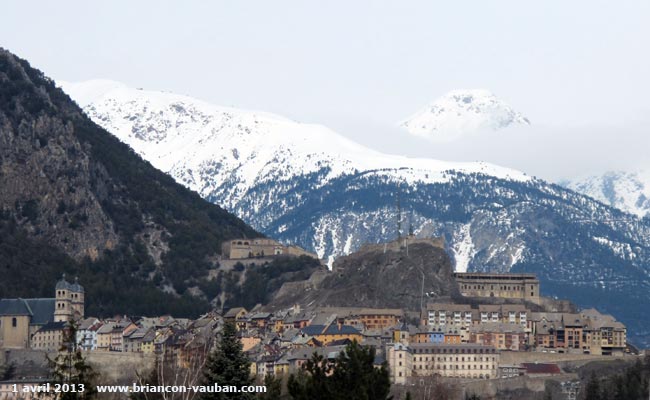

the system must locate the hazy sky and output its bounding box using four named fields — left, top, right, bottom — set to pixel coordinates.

left=2, top=1, right=649, bottom=181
